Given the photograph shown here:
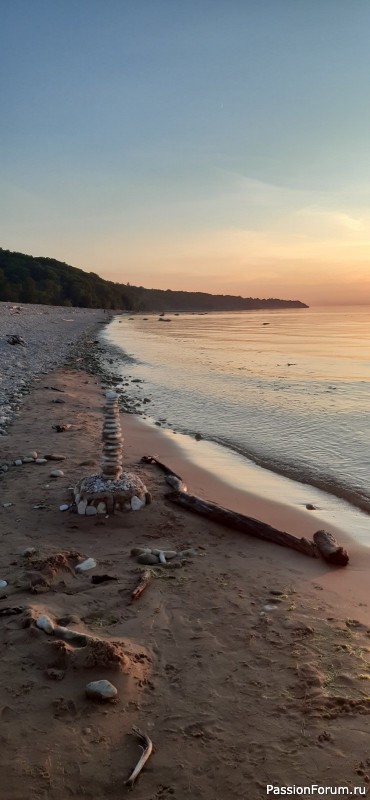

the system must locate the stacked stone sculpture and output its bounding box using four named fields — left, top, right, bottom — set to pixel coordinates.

left=73, top=390, right=150, bottom=515
left=101, top=391, right=123, bottom=481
